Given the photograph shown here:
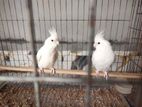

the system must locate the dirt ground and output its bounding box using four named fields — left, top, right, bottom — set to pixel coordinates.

left=0, top=83, right=130, bottom=107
